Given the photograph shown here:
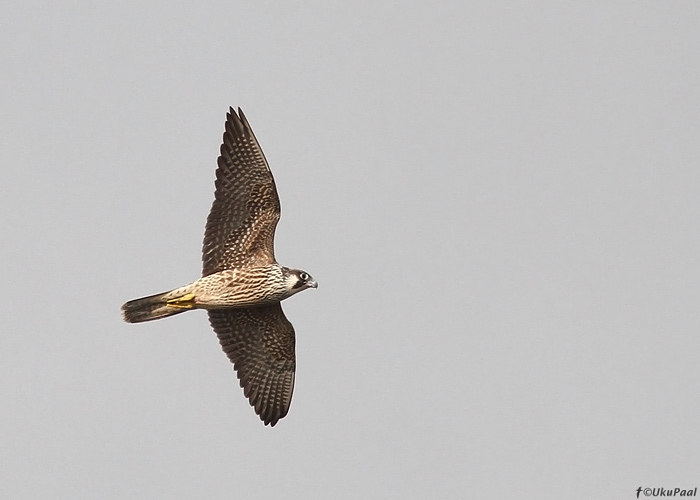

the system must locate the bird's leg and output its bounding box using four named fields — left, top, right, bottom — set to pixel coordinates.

left=166, top=293, right=197, bottom=309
